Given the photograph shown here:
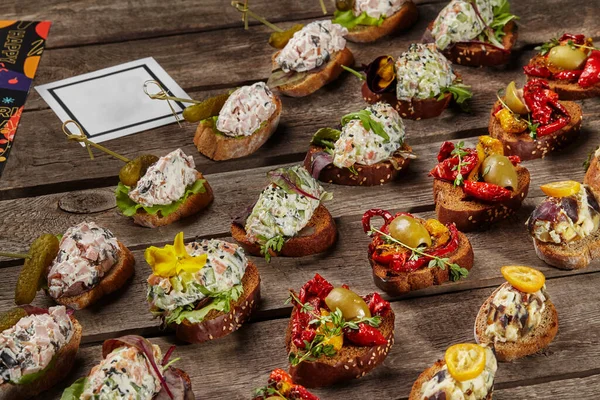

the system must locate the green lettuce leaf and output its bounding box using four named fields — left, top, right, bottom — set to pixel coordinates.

left=310, top=127, right=341, bottom=150
left=13, top=356, right=56, bottom=385
left=60, top=377, right=88, bottom=400
left=442, top=83, right=473, bottom=111
left=333, top=9, right=385, bottom=29
left=341, top=110, right=389, bottom=142
left=166, top=284, right=244, bottom=325
left=115, top=179, right=206, bottom=218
